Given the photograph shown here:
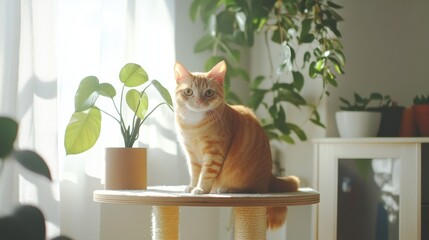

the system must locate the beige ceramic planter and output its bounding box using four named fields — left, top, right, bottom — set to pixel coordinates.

left=105, top=147, right=147, bottom=190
